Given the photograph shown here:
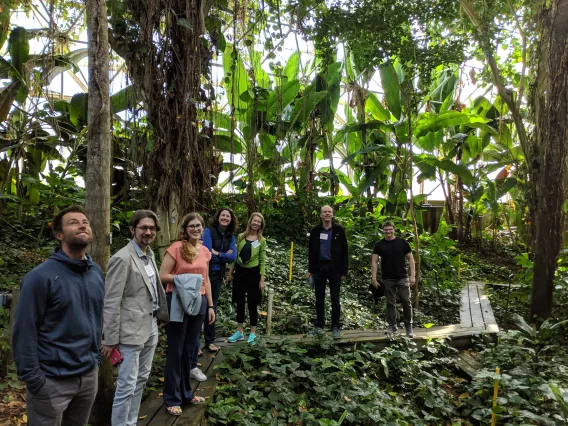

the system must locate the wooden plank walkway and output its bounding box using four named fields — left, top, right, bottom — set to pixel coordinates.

left=460, top=281, right=500, bottom=333
left=137, top=349, right=223, bottom=426
left=139, top=280, right=499, bottom=425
